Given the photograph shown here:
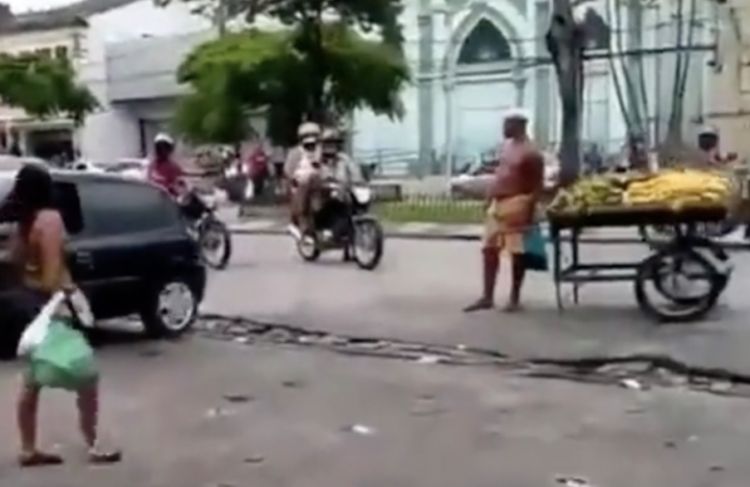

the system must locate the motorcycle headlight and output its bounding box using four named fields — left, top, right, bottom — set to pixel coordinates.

left=353, top=187, right=372, bottom=204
